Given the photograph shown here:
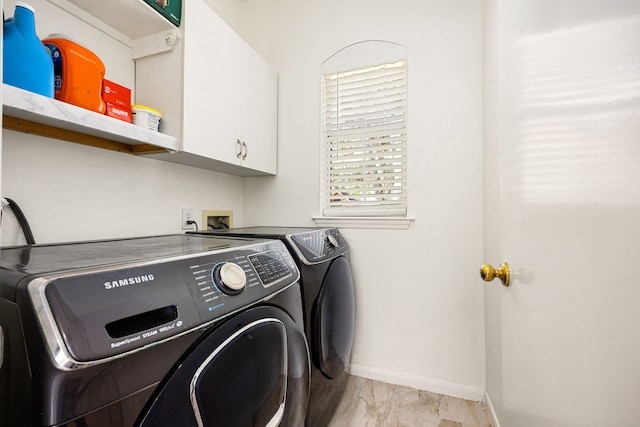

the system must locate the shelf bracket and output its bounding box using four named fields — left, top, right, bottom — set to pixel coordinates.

left=132, top=29, right=182, bottom=60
